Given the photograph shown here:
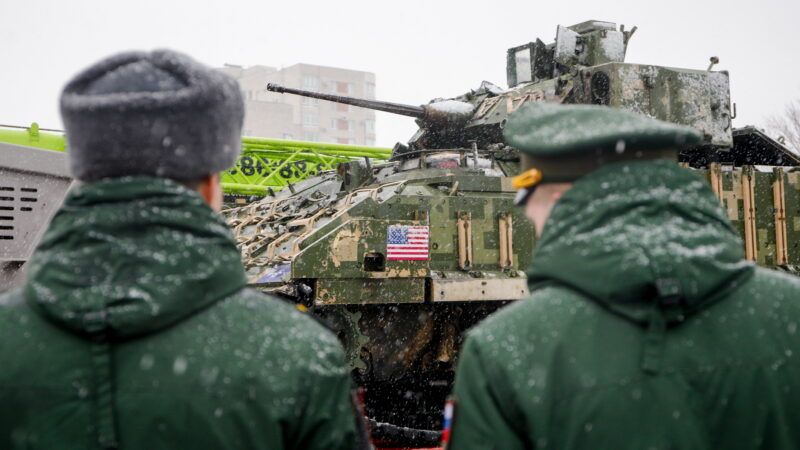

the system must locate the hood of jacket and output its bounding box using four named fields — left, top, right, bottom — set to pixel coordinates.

left=25, top=176, right=247, bottom=339
left=528, top=160, right=754, bottom=325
